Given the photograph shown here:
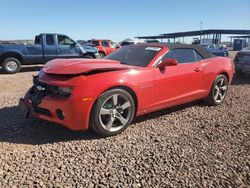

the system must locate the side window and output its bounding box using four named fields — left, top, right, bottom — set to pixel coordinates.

left=110, top=42, right=118, bottom=48
left=194, top=50, right=203, bottom=61
left=163, top=49, right=196, bottom=63
left=57, top=35, right=74, bottom=45
left=46, top=34, right=55, bottom=45
left=35, top=36, right=41, bottom=45
left=102, top=41, right=110, bottom=47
